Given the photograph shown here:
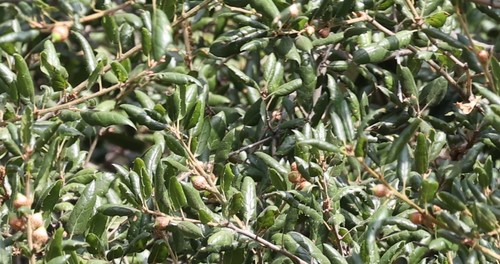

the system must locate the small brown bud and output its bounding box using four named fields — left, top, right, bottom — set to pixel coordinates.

left=288, top=171, right=303, bottom=183
left=289, top=4, right=299, bottom=18
left=191, top=176, right=209, bottom=190
left=290, top=162, right=298, bottom=171
left=154, top=216, right=170, bottom=230
left=432, top=205, right=442, bottom=214
left=477, top=50, right=489, bottom=64
left=9, top=216, right=25, bottom=231
left=271, top=110, right=282, bottom=121
left=318, top=27, right=330, bottom=38
left=13, top=193, right=32, bottom=209
left=409, top=212, right=423, bottom=225
left=51, top=24, right=69, bottom=42
left=305, top=25, right=315, bottom=36
left=372, top=184, right=390, bottom=197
